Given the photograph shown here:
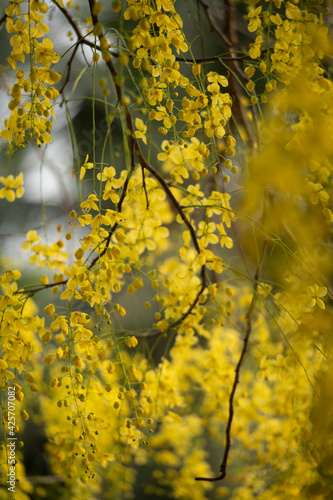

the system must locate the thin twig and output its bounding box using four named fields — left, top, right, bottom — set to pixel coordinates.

left=136, top=274, right=206, bottom=339
left=141, top=166, right=150, bottom=209
left=175, top=53, right=254, bottom=64
left=86, top=141, right=136, bottom=269
left=59, top=43, right=79, bottom=101
left=22, top=278, right=68, bottom=294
